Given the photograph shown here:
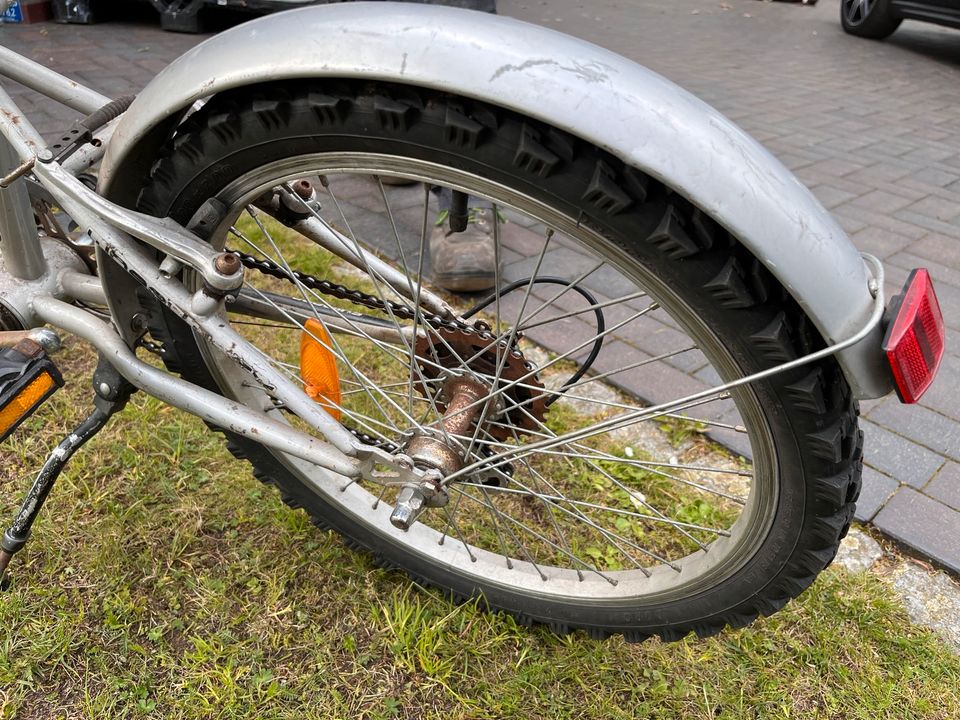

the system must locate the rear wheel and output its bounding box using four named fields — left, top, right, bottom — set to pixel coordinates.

left=841, top=0, right=902, bottom=38
left=132, top=81, right=861, bottom=641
